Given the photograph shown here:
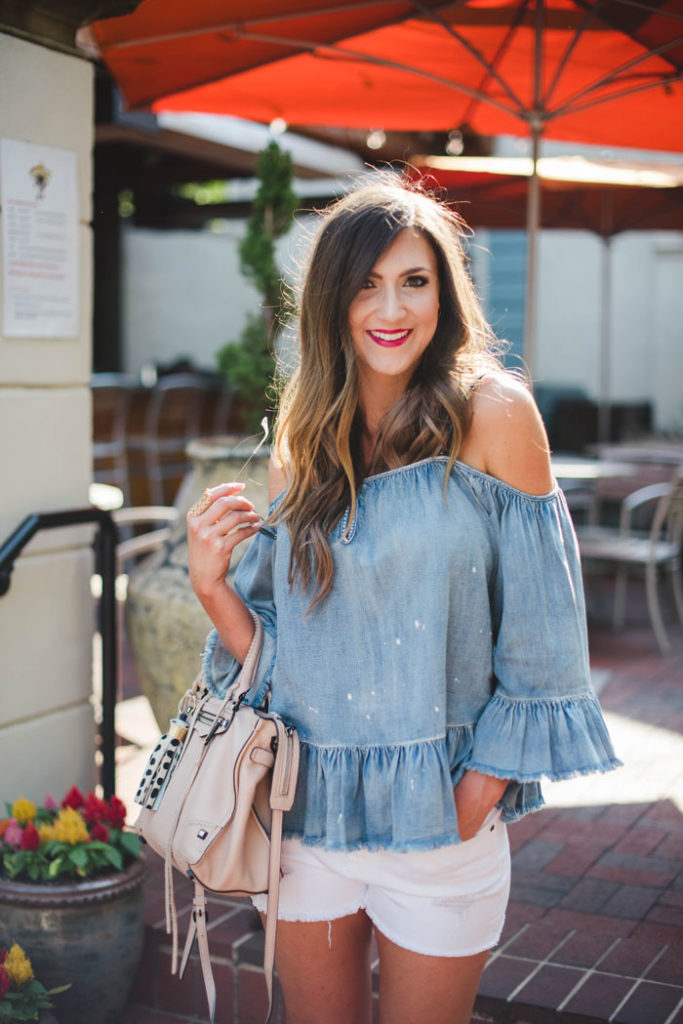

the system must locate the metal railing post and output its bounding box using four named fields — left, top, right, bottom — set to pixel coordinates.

left=0, top=508, right=119, bottom=797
